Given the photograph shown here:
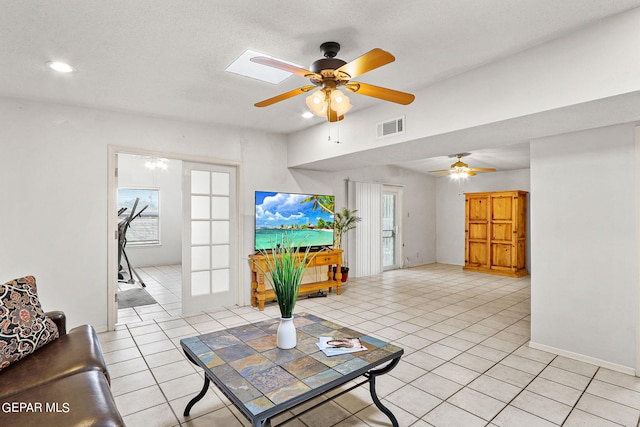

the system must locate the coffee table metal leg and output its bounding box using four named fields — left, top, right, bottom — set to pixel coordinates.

left=184, top=376, right=210, bottom=416
left=365, top=357, right=401, bottom=427
left=252, top=418, right=271, bottom=427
